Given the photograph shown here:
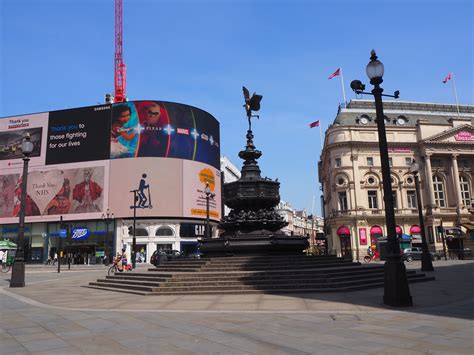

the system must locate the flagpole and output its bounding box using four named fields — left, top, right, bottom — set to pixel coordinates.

left=340, top=68, right=347, bottom=108
left=451, top=73, right=461, bottom=118
left=319, top=124, right=323, bottom=149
